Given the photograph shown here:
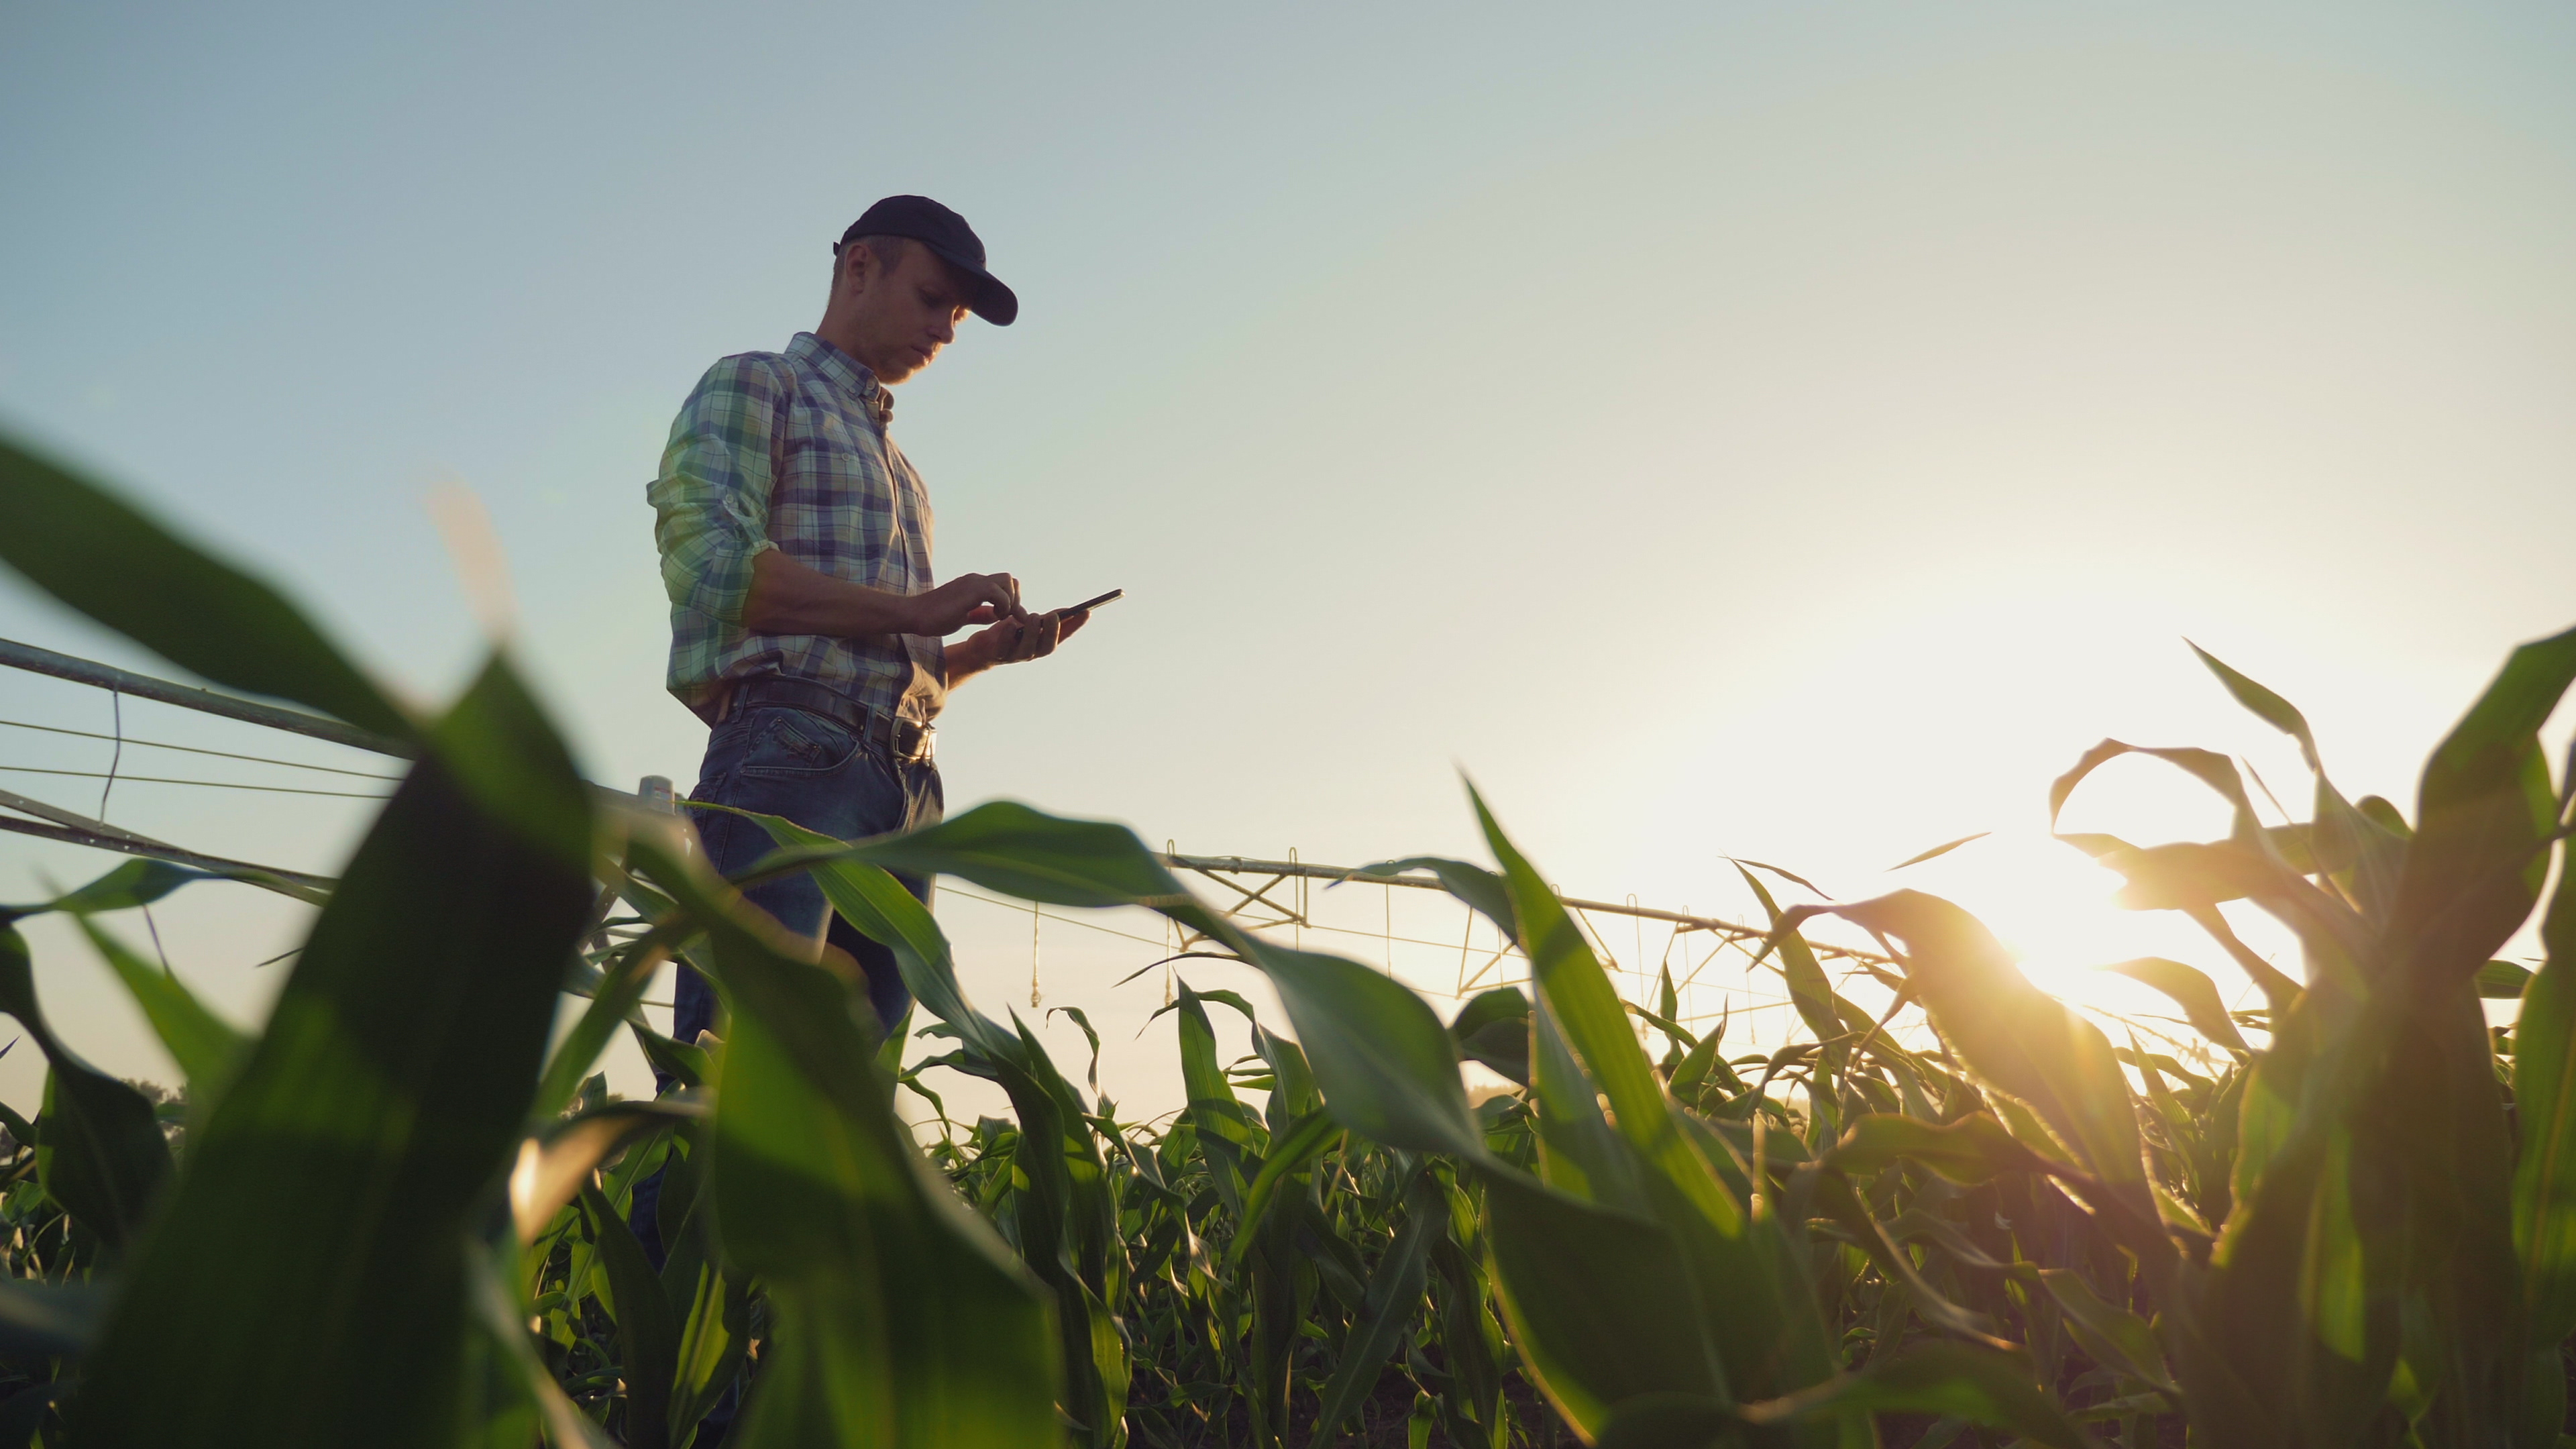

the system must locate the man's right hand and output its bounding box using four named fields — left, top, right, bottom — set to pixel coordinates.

left=902, top=572, right=1026, bottom=635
